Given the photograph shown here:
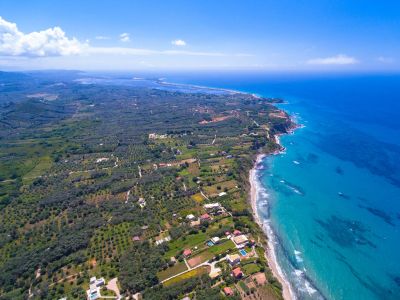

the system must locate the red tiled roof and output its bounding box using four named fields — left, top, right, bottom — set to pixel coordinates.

left=183, top=249, right=192, bottom=256
left=232, top=267, right=243, bottom=278
left=200, top=213, right=210, bottom=219
left=223, top=287, right=234, bottom=296
left=233, top=230, right=241, bottom=236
